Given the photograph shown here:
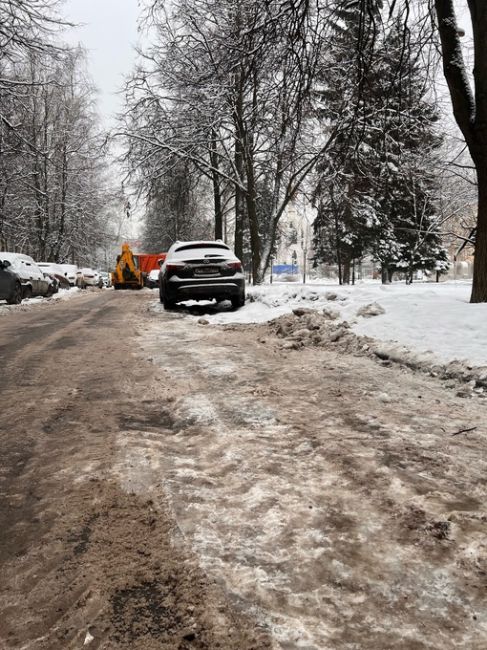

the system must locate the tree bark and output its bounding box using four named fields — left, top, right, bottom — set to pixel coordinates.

left=471, top=162, right=487, bottom=301
left=209, top=129, right=223, bottom=240
left=245, top=133, right=260, bottom=285
left=234, top=139, right=244, bottom=261
left=435, top=0, right=487, bottom=301
left=342, top=254, right=351, bottom=285
left=233, top=70, right=245, bottom=261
